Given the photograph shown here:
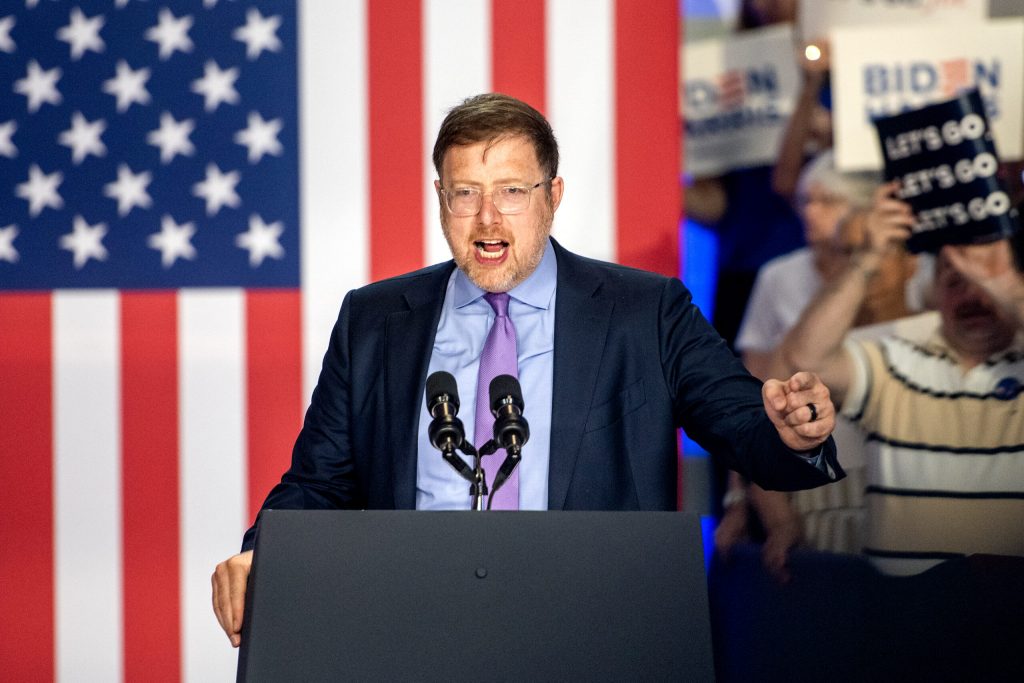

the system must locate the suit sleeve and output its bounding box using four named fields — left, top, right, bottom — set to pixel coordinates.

left=658, top=277, right=842, bottom=491
left=241, top=292, right=361, bottom=551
